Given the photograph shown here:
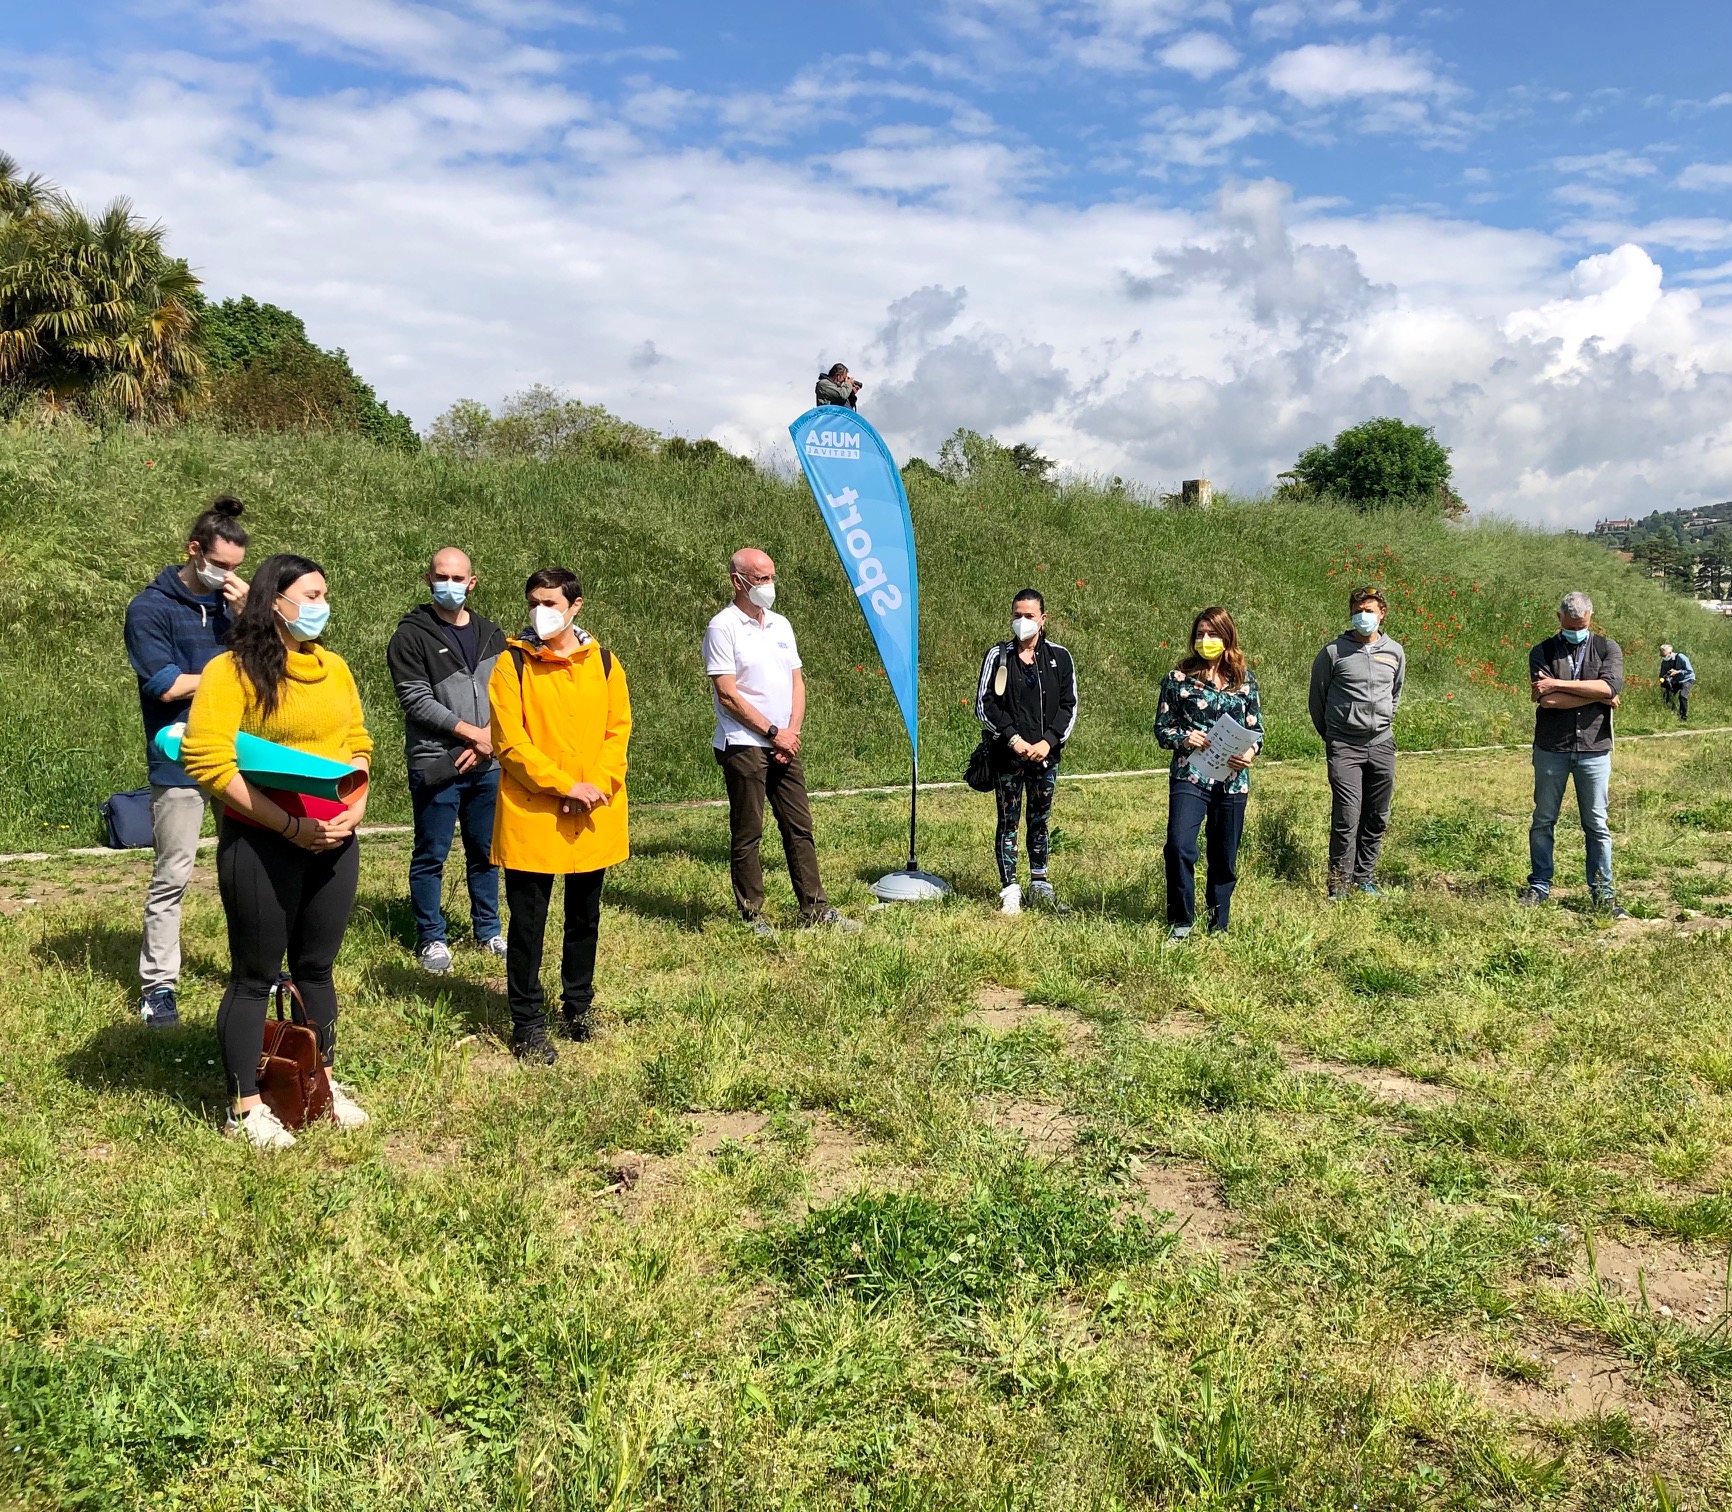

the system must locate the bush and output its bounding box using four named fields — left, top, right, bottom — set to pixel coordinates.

left=427, top=385, right=659, bottom=463
left=1281, top=417, right=1464, bottom=517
